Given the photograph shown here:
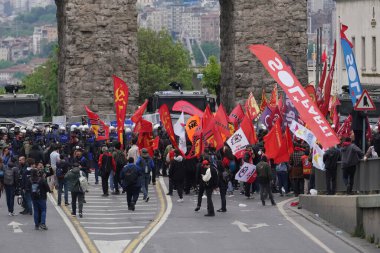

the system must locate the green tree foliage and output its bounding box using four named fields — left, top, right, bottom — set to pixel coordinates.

left=138, top=28, right=193, bottom=101
left=22, top=46, right=58, bottom=120
left=201, top=56, right=221, bottom=94
left=192, top=42, right=220, bottom=66
left=0, top=60, right=14, bottom=69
